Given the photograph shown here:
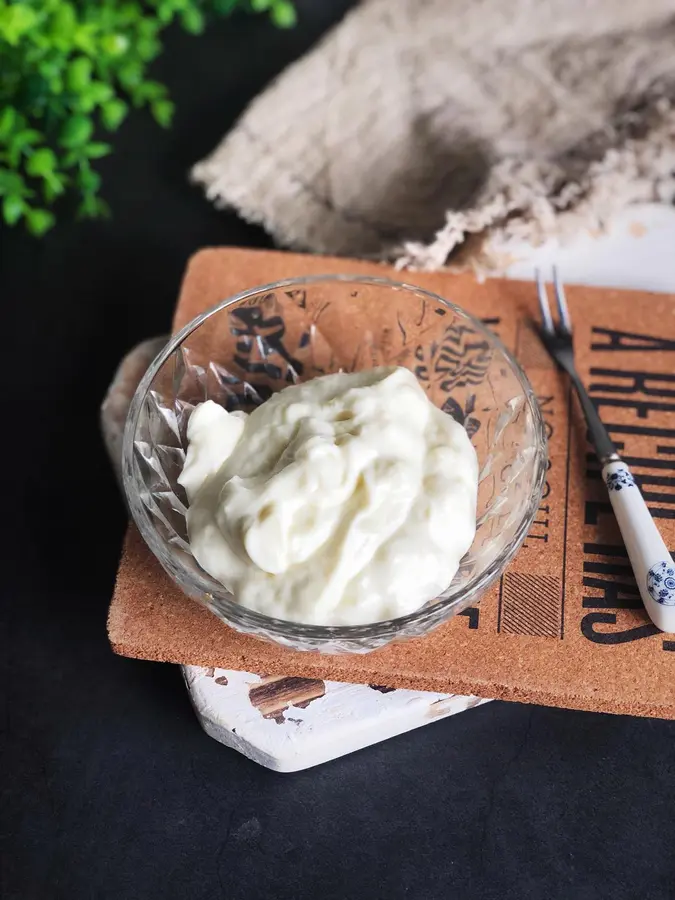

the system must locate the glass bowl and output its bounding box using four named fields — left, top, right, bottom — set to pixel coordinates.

left=122, top=275, right=547, bottom=653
